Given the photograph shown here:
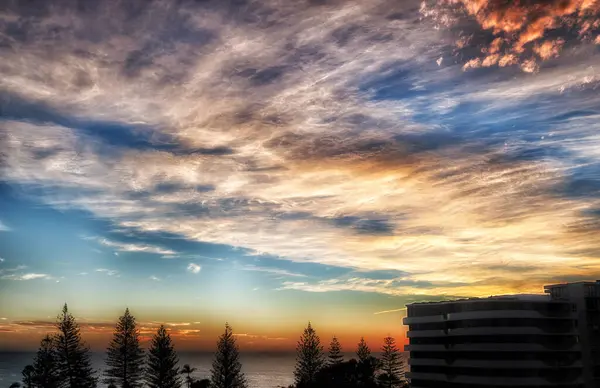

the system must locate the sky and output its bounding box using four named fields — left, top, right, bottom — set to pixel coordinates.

left=1, top=0, right=600, bottom=352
